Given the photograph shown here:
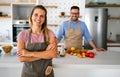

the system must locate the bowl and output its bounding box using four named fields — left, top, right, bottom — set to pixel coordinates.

left=2, top=45, right=13, bottom=53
